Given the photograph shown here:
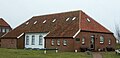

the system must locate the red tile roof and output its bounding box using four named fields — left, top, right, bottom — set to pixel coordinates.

left=80, top=11, right=112, bottom=33
left=0, top=18, right=10, bottom=26
left=1, top=10, right=112, bottom=38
